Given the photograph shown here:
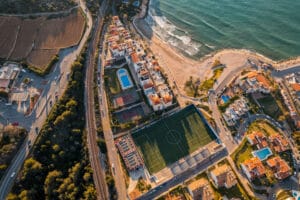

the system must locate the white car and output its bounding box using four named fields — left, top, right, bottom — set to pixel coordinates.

left=10, top=172, right=16, bottom=178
